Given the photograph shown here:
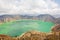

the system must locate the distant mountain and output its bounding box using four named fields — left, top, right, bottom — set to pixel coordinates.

left=55, top=18, right=60, bottom=24
left=0, top=15, right=21, bottom=23
left=37, top=14, right=56, bottom=23
left=0, top=14, right=60, bottom=24
left=53, top=14, right=60, bottom=18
